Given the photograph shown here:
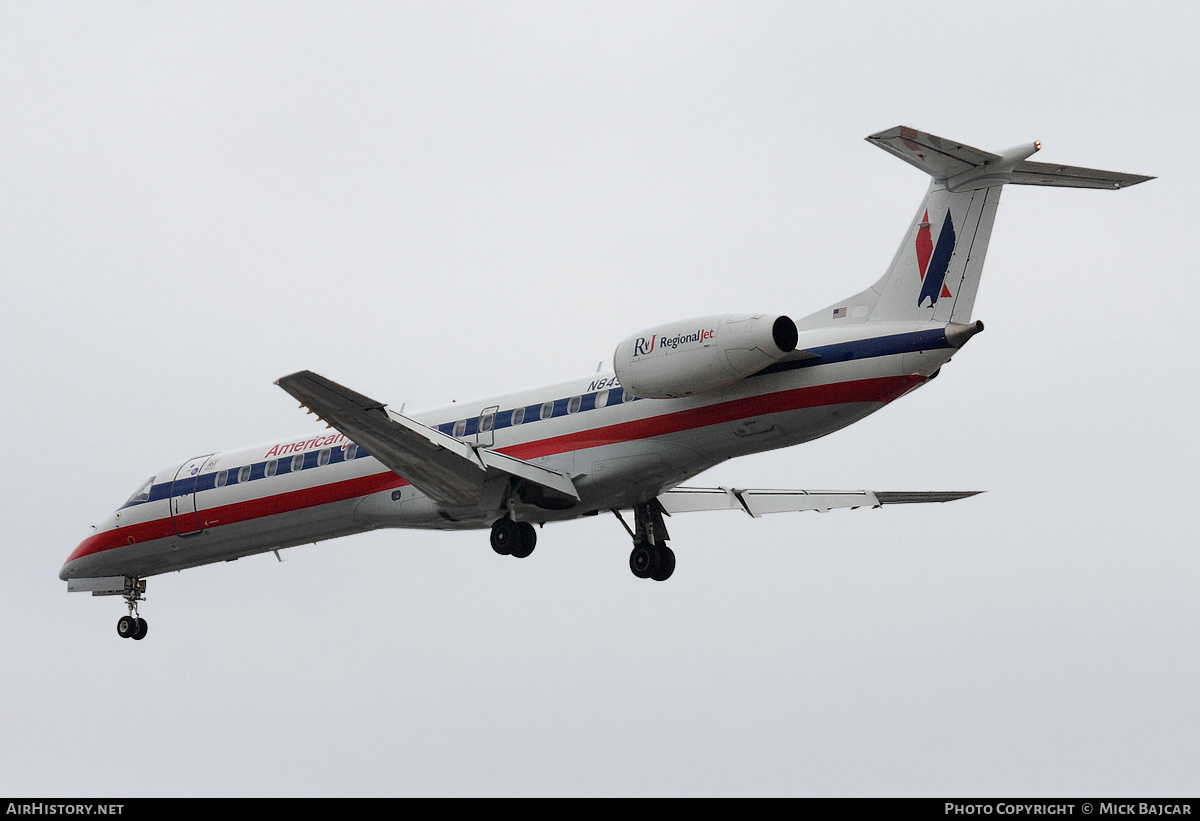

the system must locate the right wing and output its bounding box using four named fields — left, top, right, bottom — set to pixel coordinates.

left=657, top=487, right=980, bottom=517
left=276, top=370, right=578, bottom=507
